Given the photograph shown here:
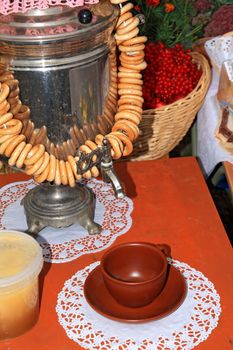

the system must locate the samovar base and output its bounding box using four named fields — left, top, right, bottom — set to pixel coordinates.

left=21, top=183, right=101, bottom=236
